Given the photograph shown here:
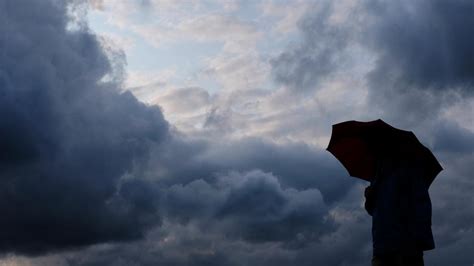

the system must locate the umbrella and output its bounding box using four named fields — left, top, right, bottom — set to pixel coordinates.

left=326, top=119, right=443, bottom=186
